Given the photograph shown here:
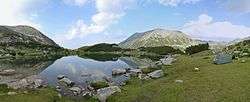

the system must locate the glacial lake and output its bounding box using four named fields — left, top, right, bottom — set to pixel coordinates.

left=0, top=55, right=155, bottom=87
